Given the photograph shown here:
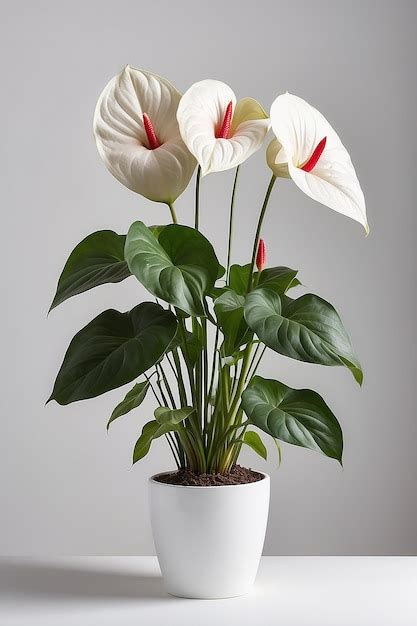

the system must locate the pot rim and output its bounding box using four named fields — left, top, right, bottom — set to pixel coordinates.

left=149, top=470, right=270, bottom=489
